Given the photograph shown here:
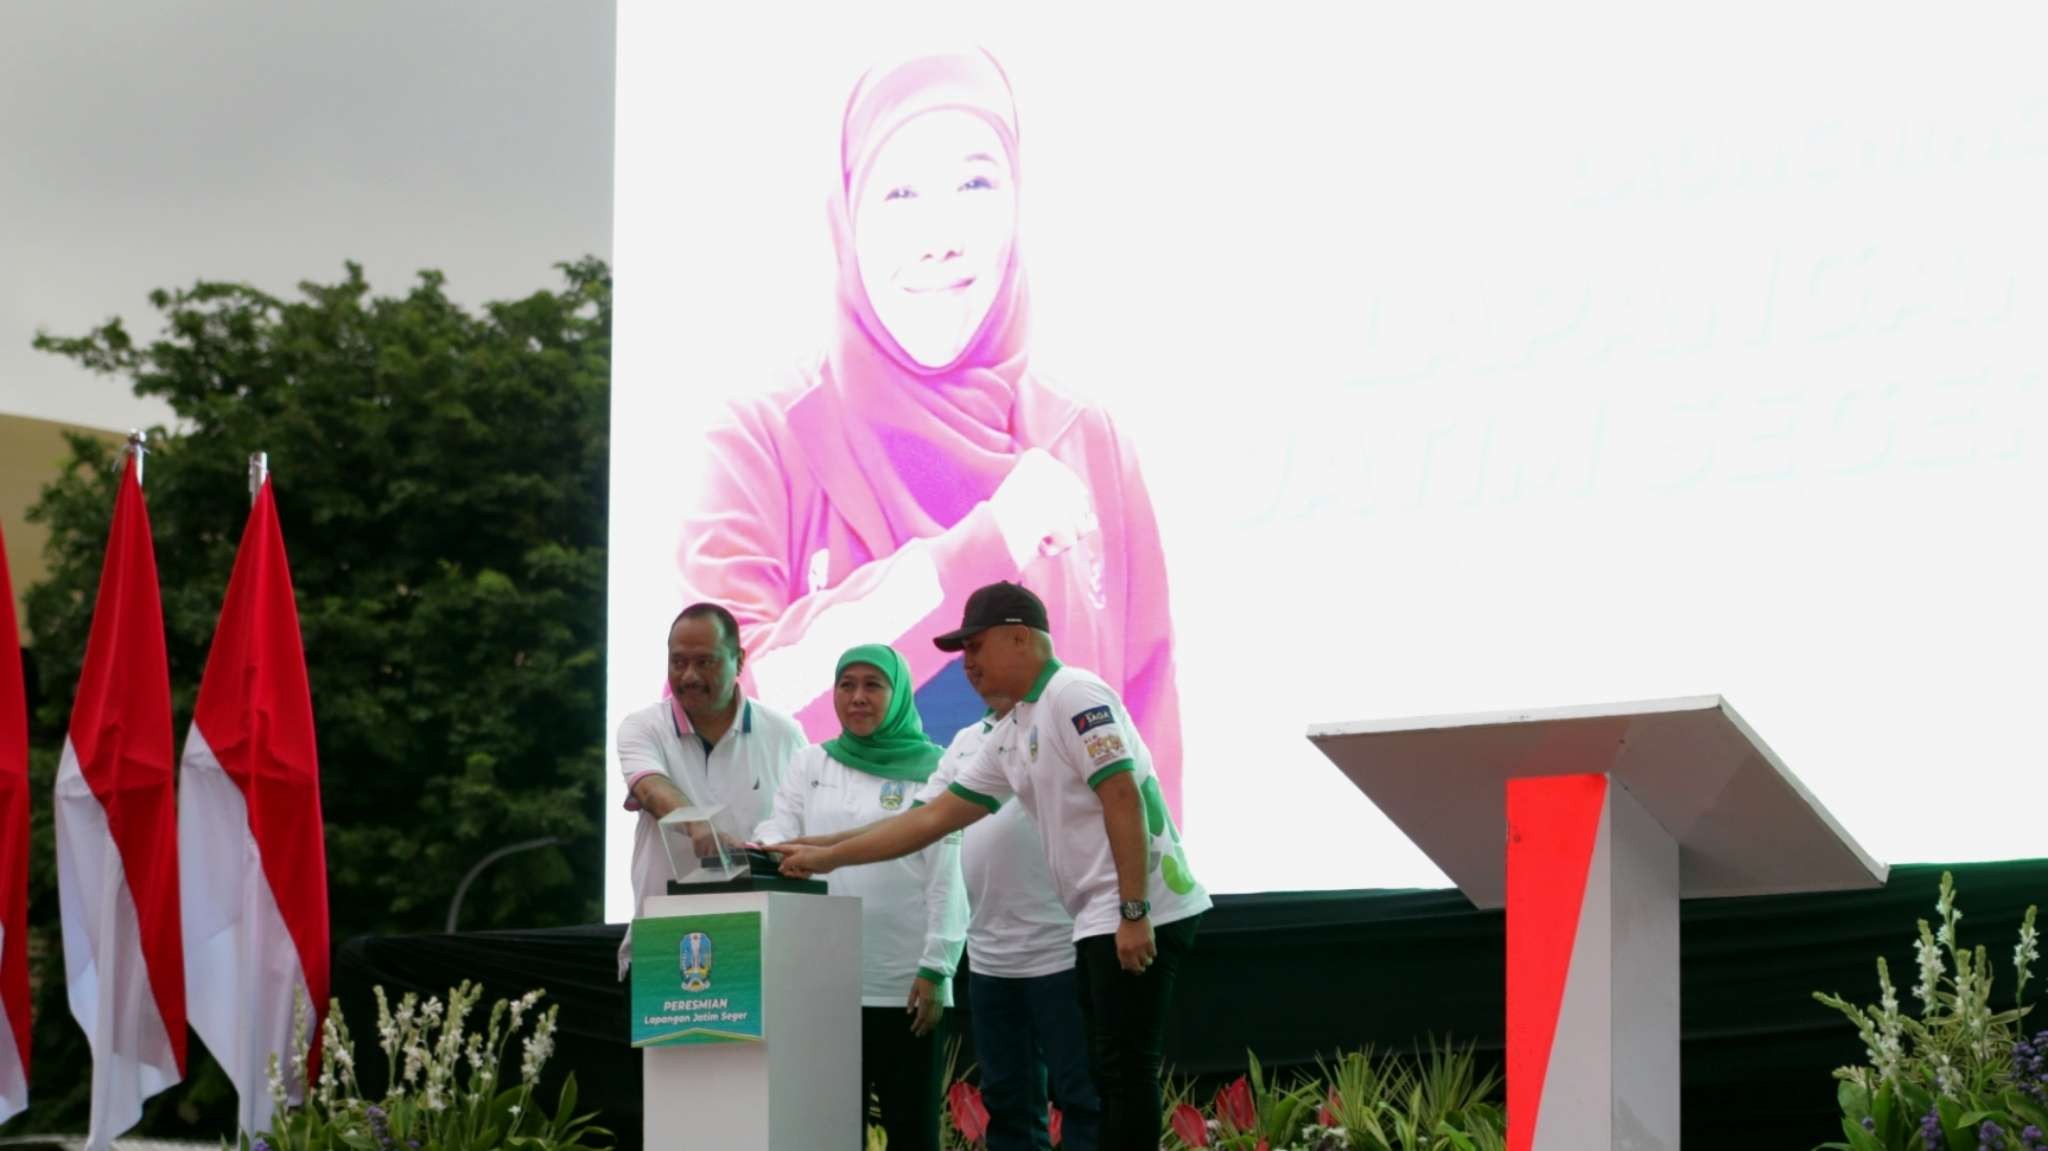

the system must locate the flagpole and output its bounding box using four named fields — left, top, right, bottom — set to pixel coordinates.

left=248, top=452, right=269, bottom=507
left=125, top=430, right=147, bottom=487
